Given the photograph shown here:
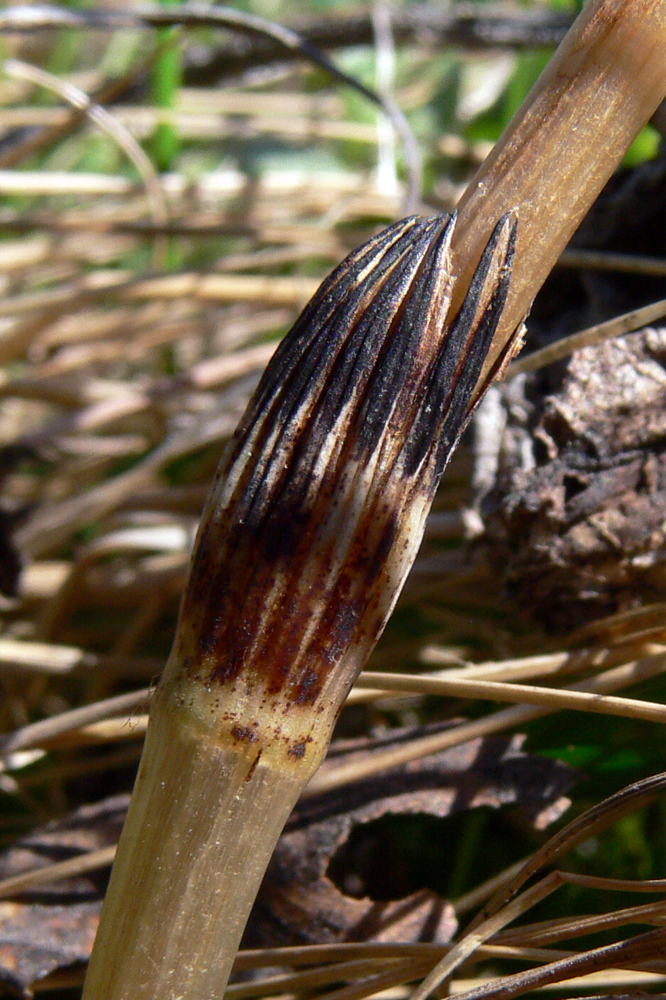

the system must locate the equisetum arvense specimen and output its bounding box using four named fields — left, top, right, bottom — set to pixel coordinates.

left=82, top=1, right=666, bottom=997
left=83, top=210, right=518, bottom=1000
